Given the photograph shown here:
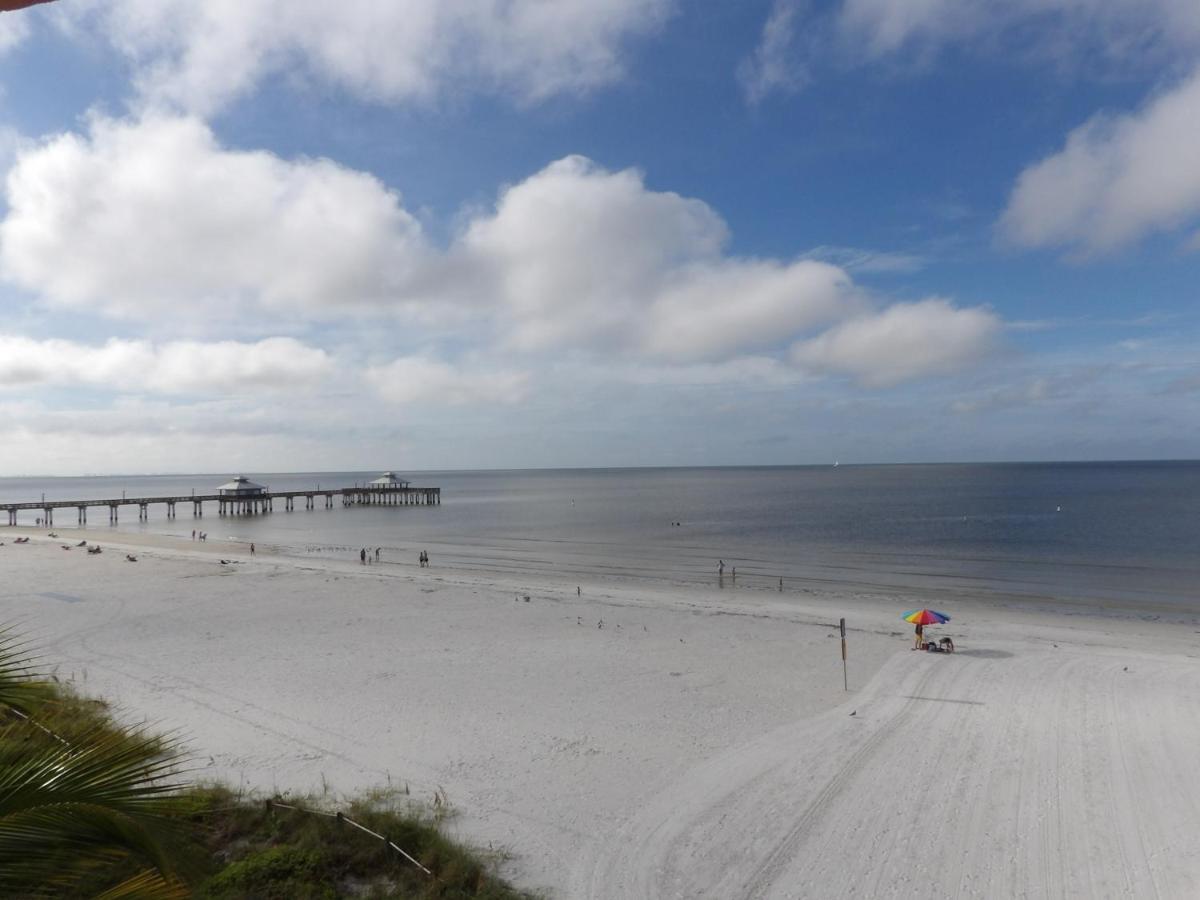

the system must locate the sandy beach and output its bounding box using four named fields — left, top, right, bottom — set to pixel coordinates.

left=2, top=529, right=1199, bottom=898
